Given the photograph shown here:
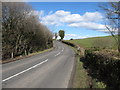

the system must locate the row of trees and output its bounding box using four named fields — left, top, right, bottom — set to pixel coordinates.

left=2, top=2, right=53, bottom=60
